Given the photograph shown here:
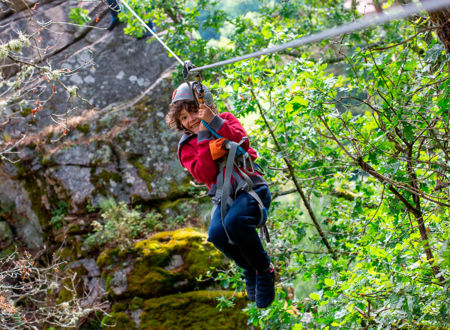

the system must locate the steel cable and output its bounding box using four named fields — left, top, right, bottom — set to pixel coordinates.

left=119, top=0, right=450, bottom=72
